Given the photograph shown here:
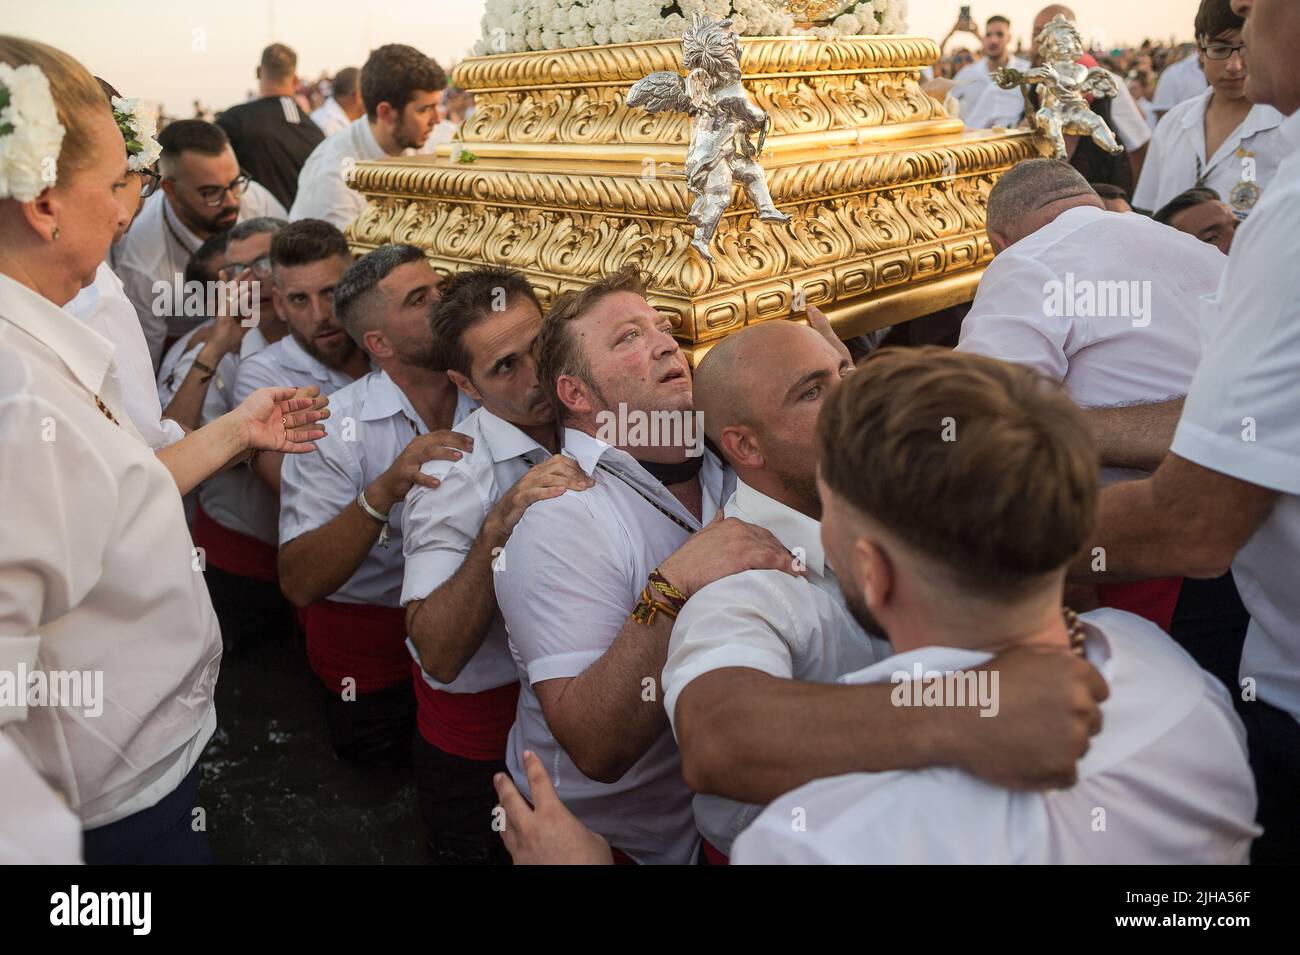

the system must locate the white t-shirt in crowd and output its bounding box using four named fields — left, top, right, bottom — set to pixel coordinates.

left=950, top=55, right=1031, bottom=129
left=732, top=609, right=1259, bottom=863
left=662, top=479, right=892, bottom=854
left=309, top=97, right=351, bottom=138
left=63, top=261, right=184, bottom=449
left=280, top=369, right=475, bottom=607
left=0, top=273, right=221, bottom=830
left=1133, top=88, right=1285, bottom=219
left=957, top=206, right=1224, bottom=483
left=1152, top=54, right=1208, bottom=121
left=401, top=406, right=541, bottom=696
left=111, top=186, right=286, bottom=367
left=1170, top=108, right=1300, bottom=727
left=291, top=117, right=409, bottom=230
left=495, top=427, right=735, bottom=865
